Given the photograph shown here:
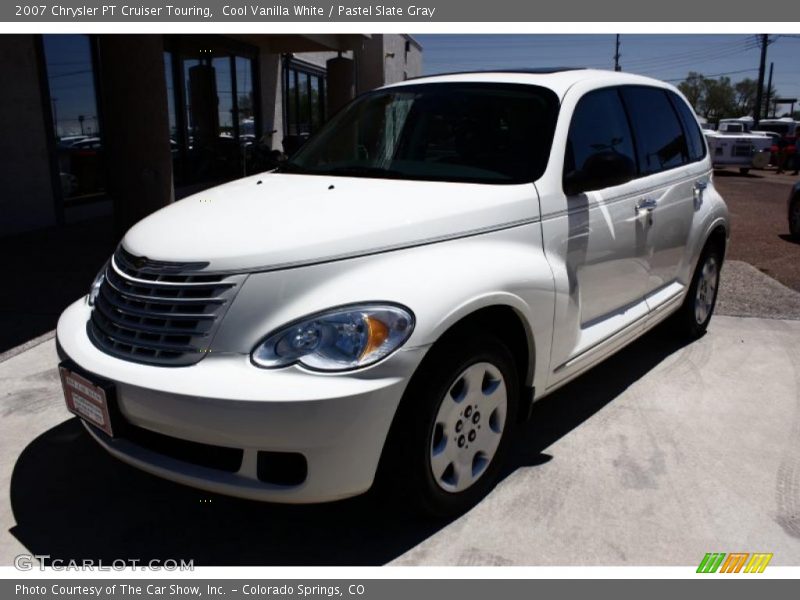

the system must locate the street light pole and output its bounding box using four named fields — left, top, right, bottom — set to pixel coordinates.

left=614, top=34, right=622, bottom=72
